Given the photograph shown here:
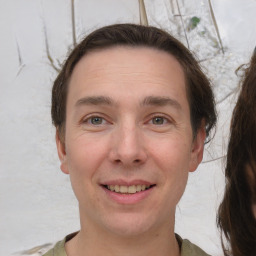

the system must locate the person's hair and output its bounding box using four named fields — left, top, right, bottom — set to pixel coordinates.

left=51, top=23, right=216, bottom=141
left=217, top=51, right=256, bottom=256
